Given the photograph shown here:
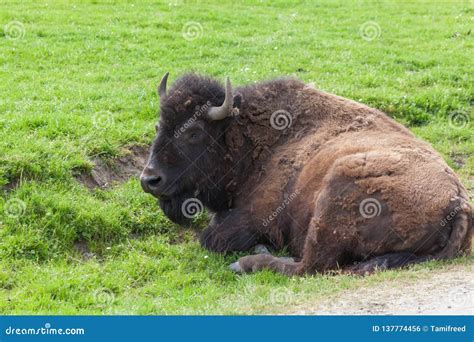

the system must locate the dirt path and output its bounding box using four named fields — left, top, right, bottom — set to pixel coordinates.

left=292, top=265, right=473, bottom=315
